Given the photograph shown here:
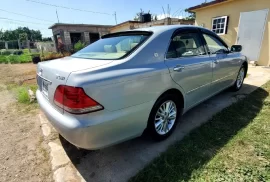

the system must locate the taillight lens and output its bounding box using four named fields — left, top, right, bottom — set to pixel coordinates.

left=54, top=85, right=103, bottom=114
